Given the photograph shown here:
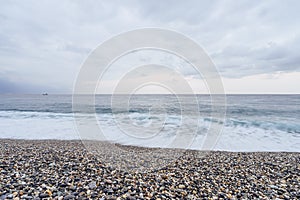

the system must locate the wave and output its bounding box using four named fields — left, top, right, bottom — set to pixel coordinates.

left=0, top=106, right=185, bottom=115
left=202, top=117, right=300, bottom=134
left=1, top=110, right=299, bottom=134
